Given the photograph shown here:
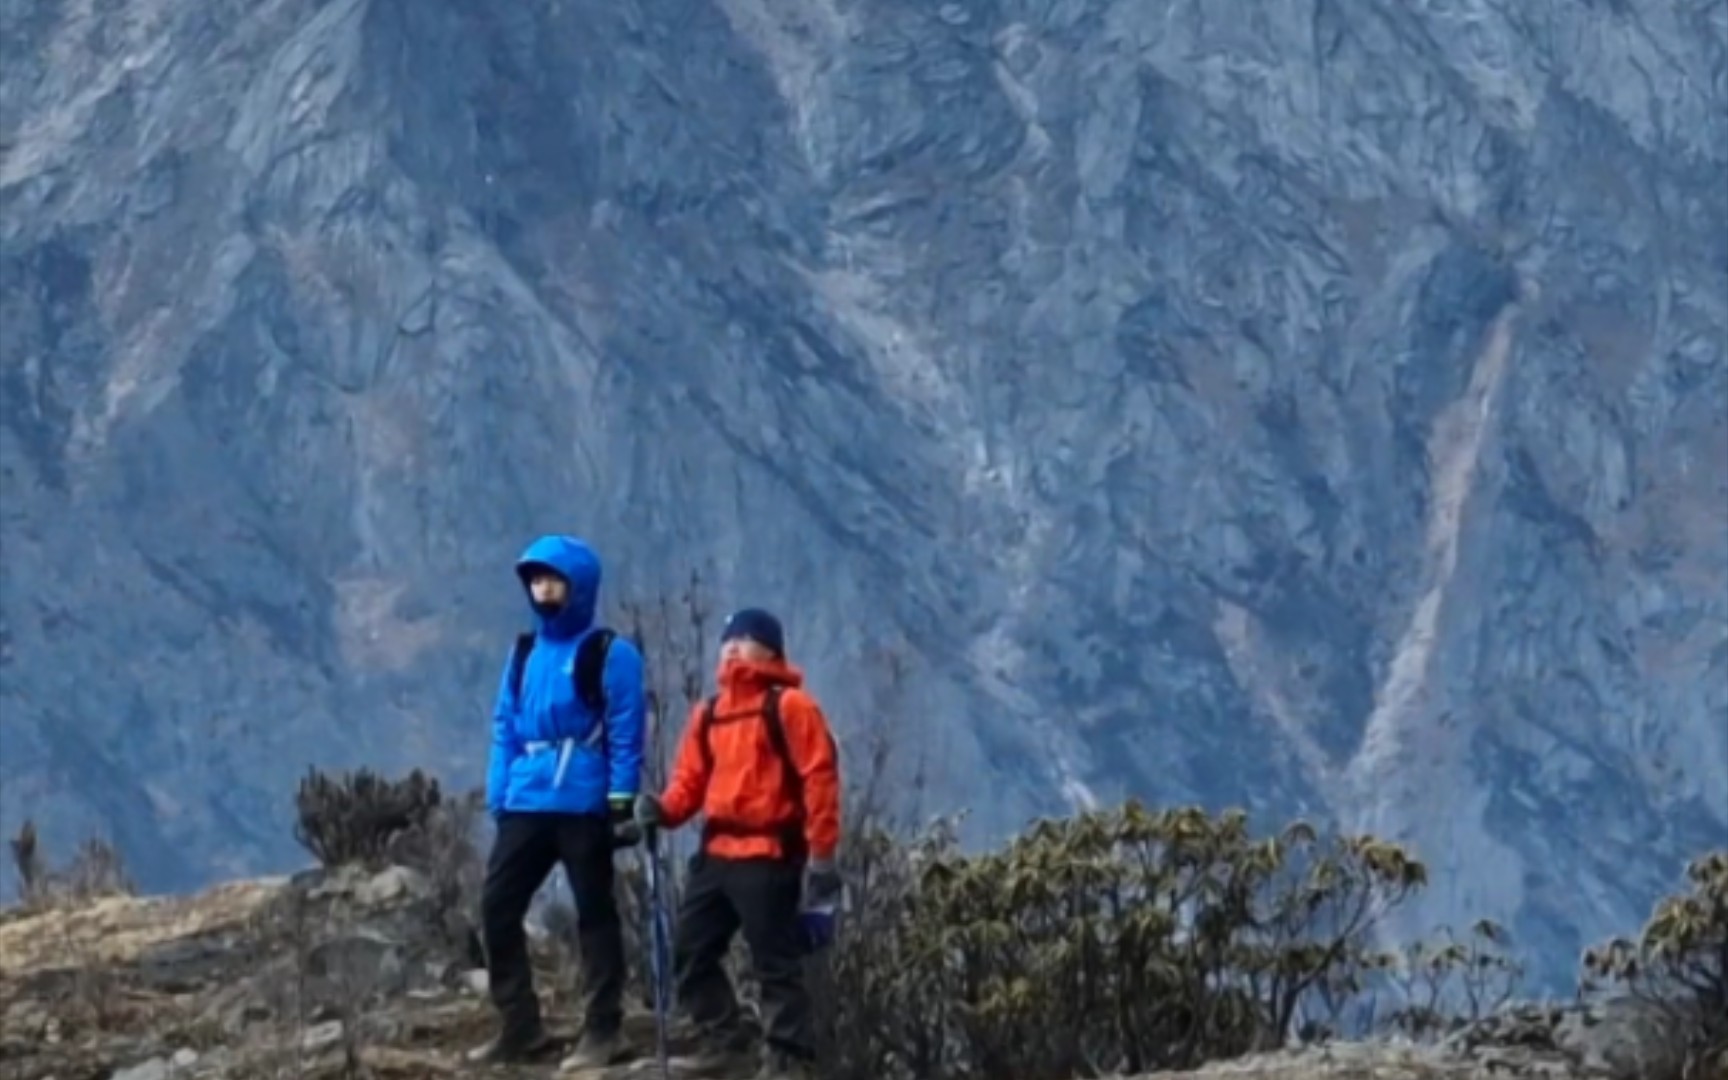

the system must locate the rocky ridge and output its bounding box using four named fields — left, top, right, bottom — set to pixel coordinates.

left=0, top=866, right=1697, bottom=1080
left=1, top=0, right=1725, bottom=995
